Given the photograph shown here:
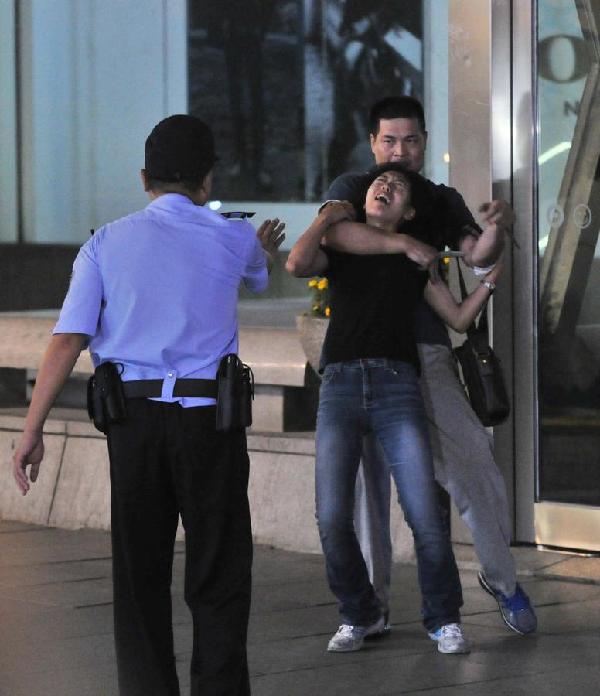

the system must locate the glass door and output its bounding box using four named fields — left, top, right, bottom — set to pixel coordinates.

left=536, top=0, right=600, bottom=549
